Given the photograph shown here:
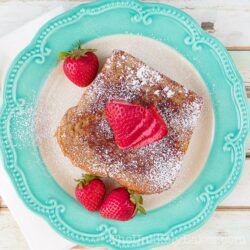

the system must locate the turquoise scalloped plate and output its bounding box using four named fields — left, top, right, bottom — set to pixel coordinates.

left=0, top=0, right=249, bottom=249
